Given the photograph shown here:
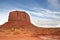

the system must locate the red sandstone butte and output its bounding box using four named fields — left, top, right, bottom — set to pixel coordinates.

left=8, top=11, right=30, bottom=22
left=0, top=11, right=60, bottom=40
left=1, top=11, right=36, bottom=28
